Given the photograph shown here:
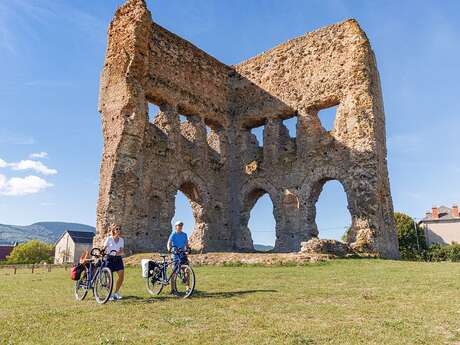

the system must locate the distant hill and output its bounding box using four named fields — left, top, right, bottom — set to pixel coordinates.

left=0, top=224, right=276, bottom=251
left=254, top=244, right=274, bottom=252
left=0, top=222, right=95, bottom=244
